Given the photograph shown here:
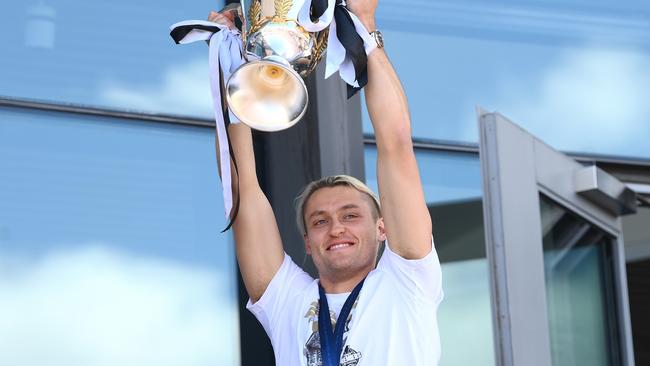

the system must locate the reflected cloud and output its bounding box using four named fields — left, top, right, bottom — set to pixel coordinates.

left=469, top=47, right=650, bottom=156
left=0, top=245, right=239, bottom=365
left=97, top=58, right=214, bottom=118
